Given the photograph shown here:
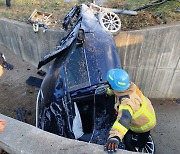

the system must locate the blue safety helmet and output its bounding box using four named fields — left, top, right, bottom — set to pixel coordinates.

left=106, top=68, right=130, bottom=91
